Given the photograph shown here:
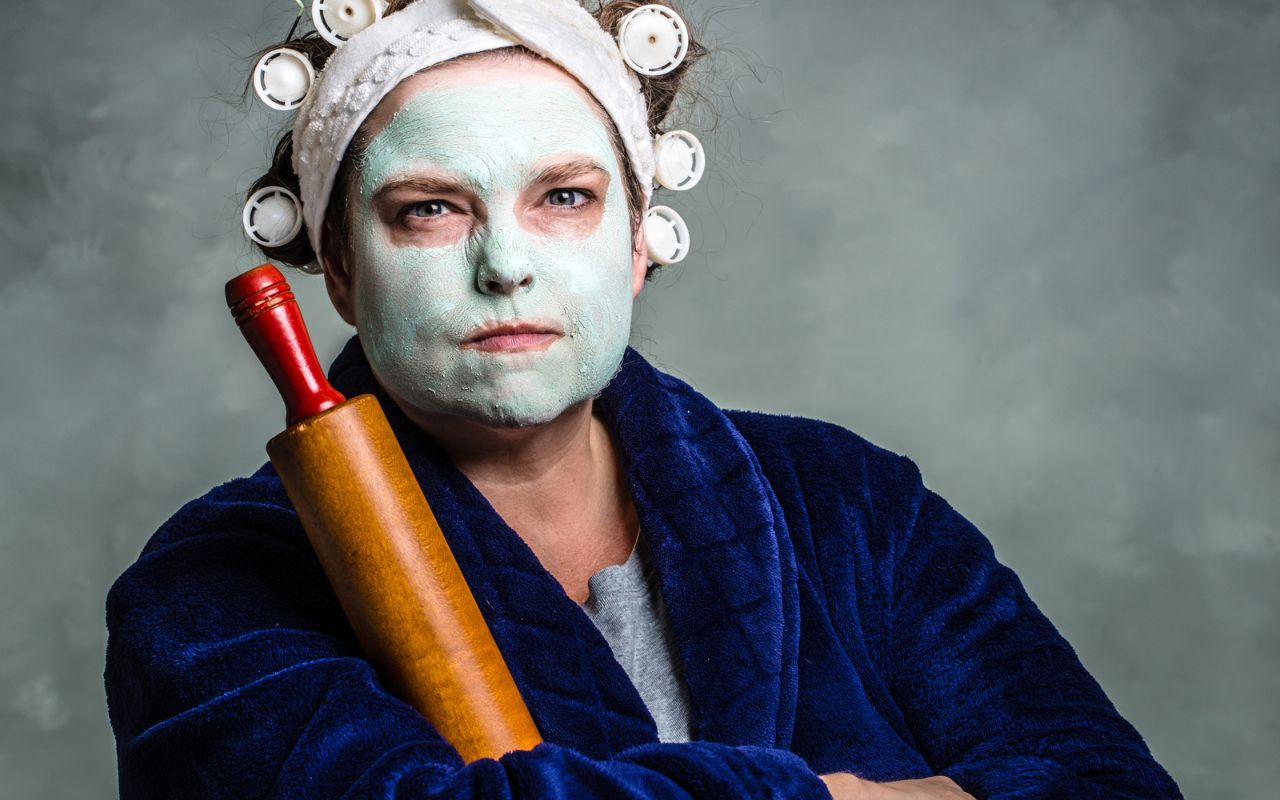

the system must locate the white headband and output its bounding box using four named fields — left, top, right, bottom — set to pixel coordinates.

left=291, top=0, right=656, bottom=265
